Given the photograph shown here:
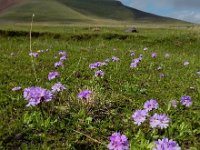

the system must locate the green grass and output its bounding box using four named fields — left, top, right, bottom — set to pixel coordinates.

left=0, top=25, right=200, bottom=149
